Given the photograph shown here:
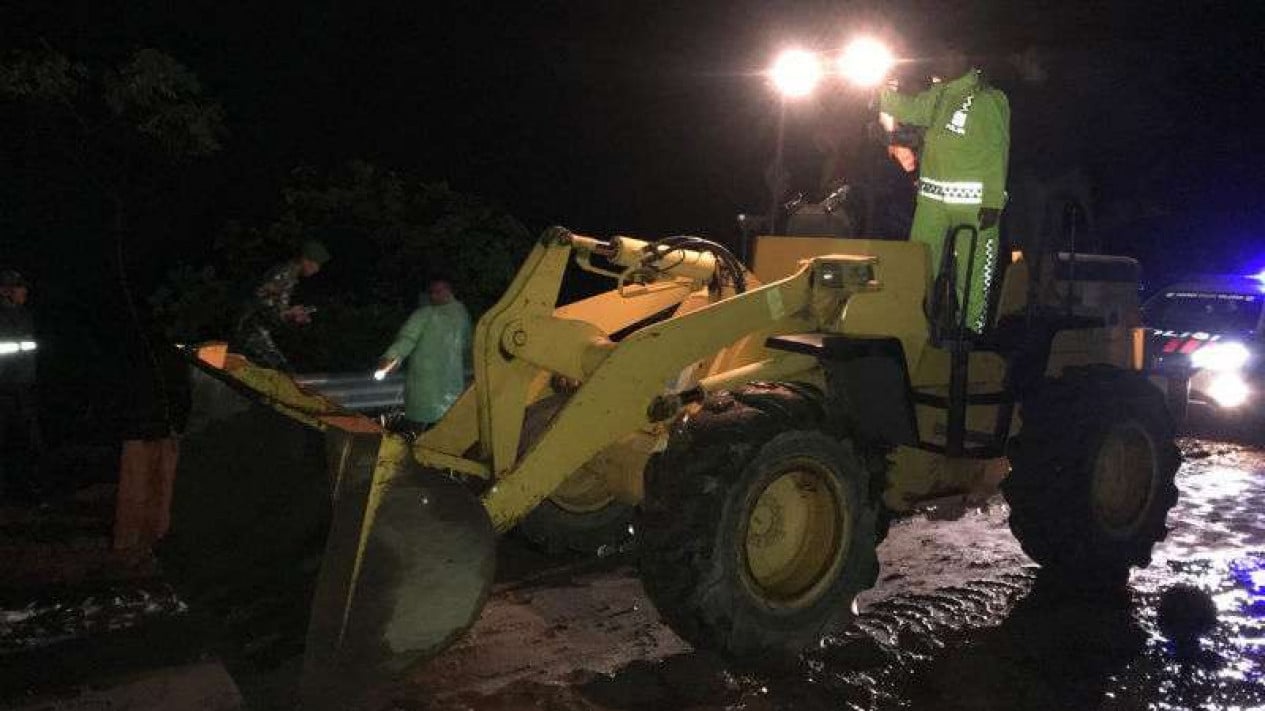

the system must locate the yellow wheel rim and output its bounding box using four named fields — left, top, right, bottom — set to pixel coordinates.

left=548, top=465, right=615, bottom=514
left=743, top=459, right=850, bottom=609
left=1091, top=422, right=1157, bottom=537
